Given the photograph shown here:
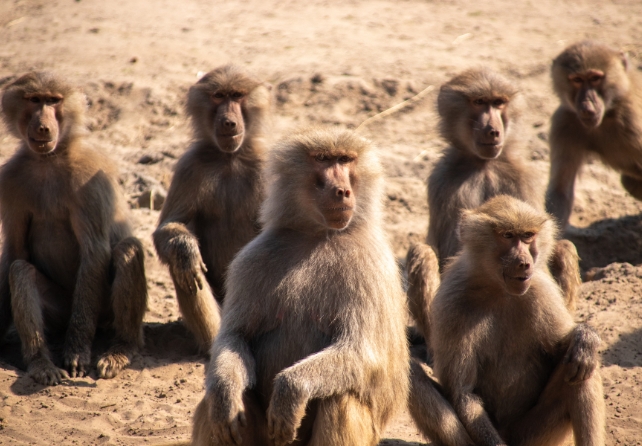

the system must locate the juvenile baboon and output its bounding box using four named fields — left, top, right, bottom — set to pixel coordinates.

left=547, top=40, right=642, bottom=228
left=0, top=72, right=147, bottom=385
left=153, top=65, right=271, bottom=351
left=192, top=128, right=409, bottom=446
left=428, top=195, right=605, bottom=445
left=407, top=68, right=580, bottom=342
